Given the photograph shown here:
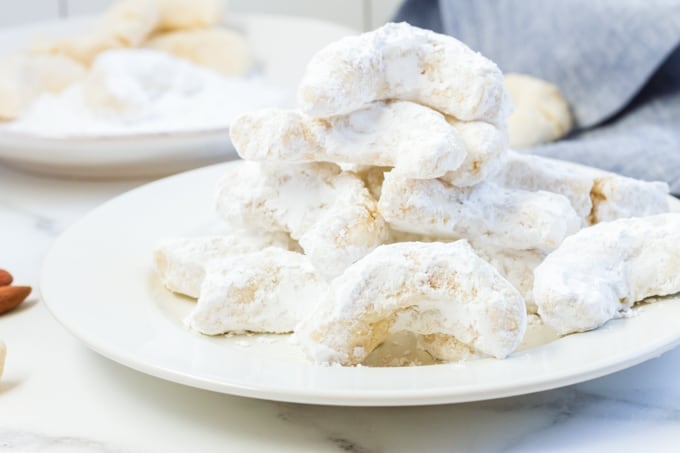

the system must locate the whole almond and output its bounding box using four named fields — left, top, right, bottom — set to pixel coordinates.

left=0, top=286, right=31, bottom=315
left=0, top=269, right=12, bottom=287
